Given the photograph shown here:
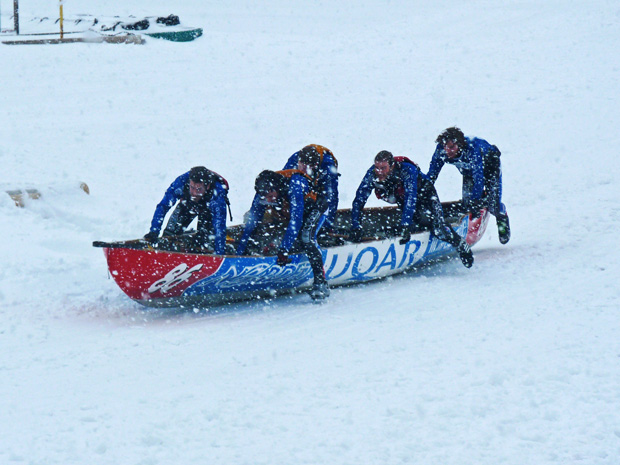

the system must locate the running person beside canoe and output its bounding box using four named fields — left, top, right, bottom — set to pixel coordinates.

left=427, top=127, right=510, bottom=244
